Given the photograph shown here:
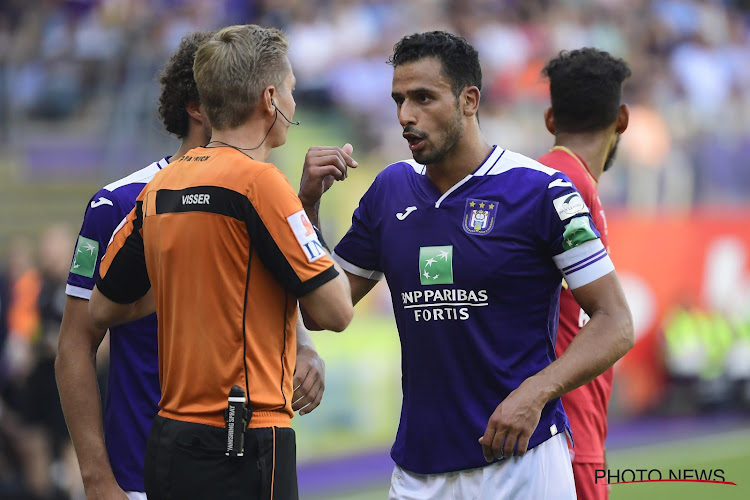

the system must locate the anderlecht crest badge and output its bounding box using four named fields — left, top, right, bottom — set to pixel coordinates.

left=463, top=198, right=498, bottom=235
